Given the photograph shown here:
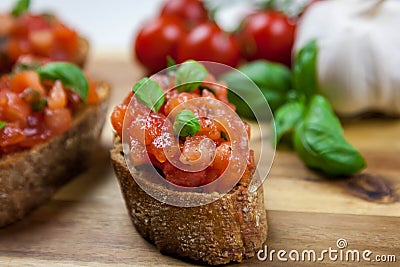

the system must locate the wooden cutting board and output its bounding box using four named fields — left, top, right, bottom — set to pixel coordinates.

left=0, top=56, right=399, bottom=267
